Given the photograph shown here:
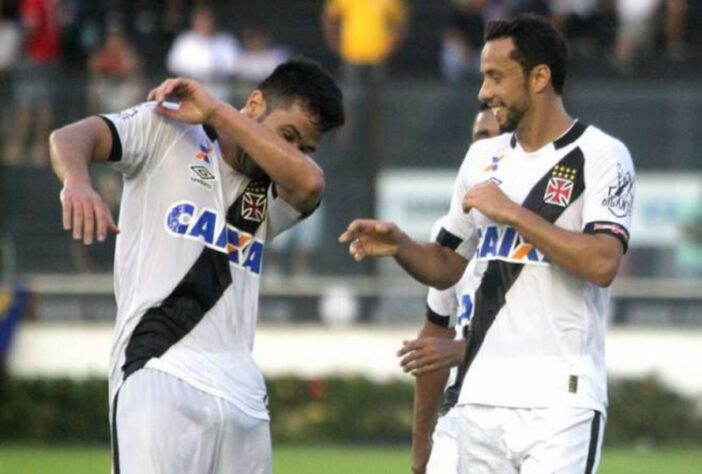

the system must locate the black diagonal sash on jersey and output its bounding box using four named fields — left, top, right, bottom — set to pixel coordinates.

left=439, top=147, right=586, bottom=414
left=121, top=176, right=272, bottom=379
